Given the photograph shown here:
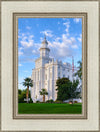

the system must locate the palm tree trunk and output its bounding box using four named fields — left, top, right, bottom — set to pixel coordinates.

left=26, top=86, right=29, bottom=103
left=43, top=95, right=45, bottom=102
